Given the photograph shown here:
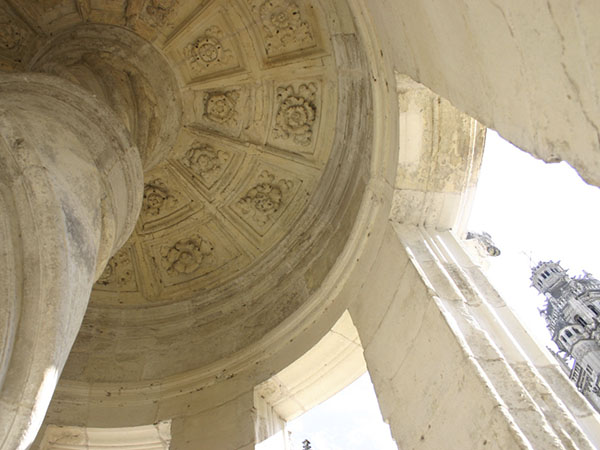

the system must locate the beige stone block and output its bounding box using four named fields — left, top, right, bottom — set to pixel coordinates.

left=348, top=225, right=410, bottom=348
